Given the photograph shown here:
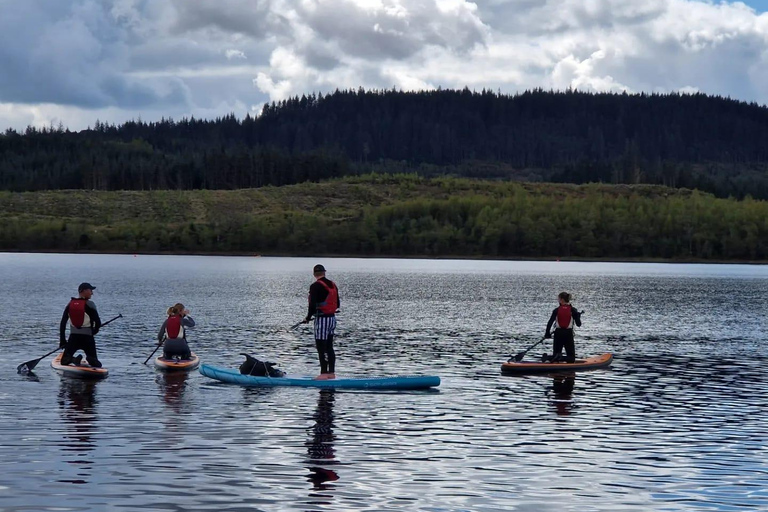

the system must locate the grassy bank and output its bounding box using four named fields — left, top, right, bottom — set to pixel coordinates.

left=1, top=174, right=766, bottom=261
